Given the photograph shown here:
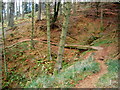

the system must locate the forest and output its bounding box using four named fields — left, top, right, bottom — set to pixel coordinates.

left=0, top=0, right=119, bottom=89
